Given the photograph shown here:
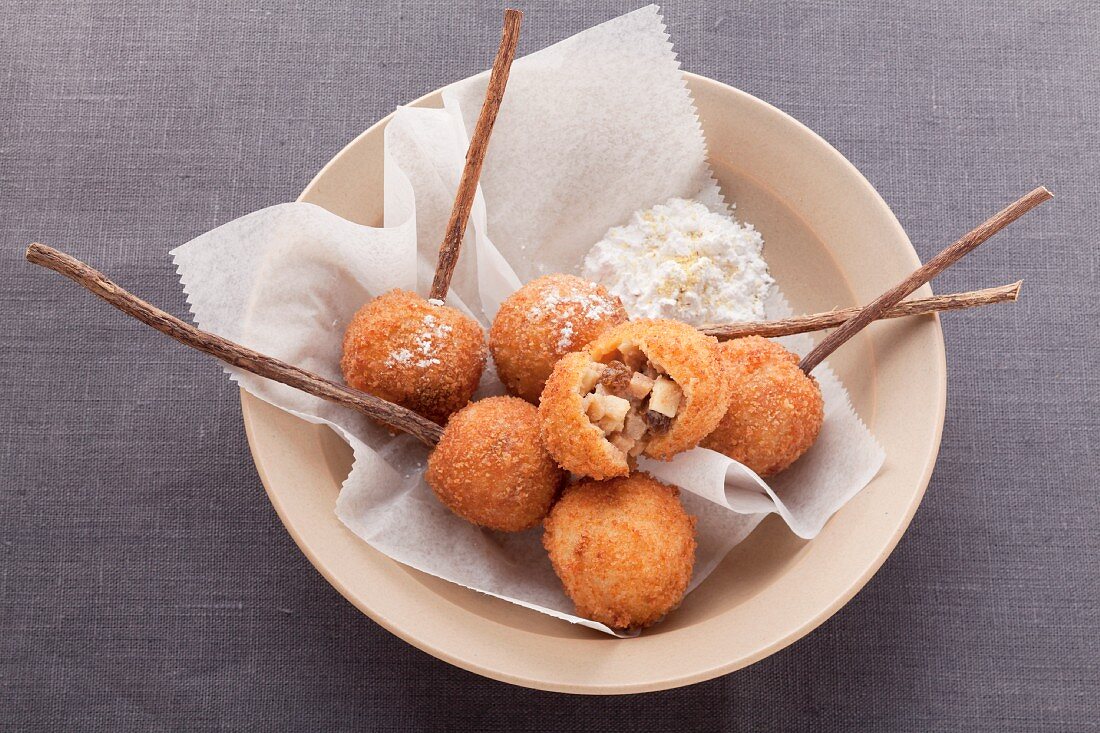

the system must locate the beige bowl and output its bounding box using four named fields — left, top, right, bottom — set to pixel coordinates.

left=241, top=73, right=945, bottom=693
